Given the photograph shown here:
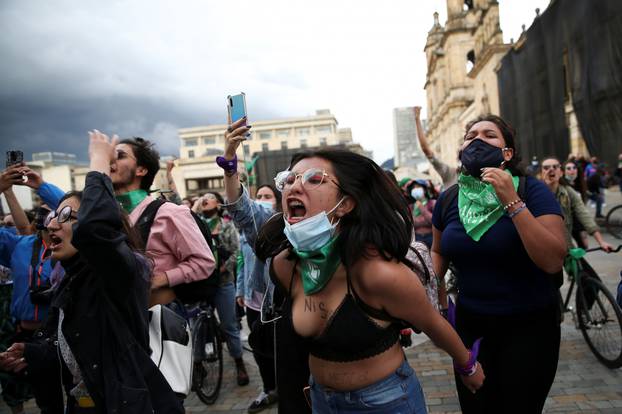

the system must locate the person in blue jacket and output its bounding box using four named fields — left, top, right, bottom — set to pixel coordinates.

left=0, top=163, right=65, bottom=413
